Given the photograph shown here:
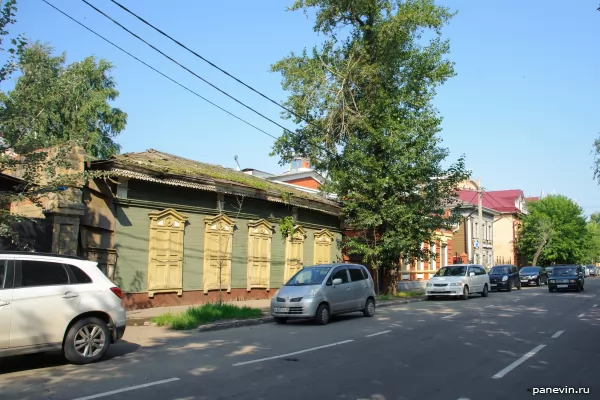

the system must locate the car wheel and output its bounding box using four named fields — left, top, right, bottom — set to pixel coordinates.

left=548, top=287, right=554, bottom=293
left=581, top=283, right=585, bottom=292
left=481, top=284, right=489, bottom=297
left=63, top=317, right=111, bottom=365
left=274, top=317, right=288, bottom=324
left=314, top=304, right=330, bottom=325
left=575, top=284, right=581, bottom=292
left=363, top=298, right=376, bottom=317
left=544, top=278, right=548, bottom=285
left=536, top=279, right=541, bottom=286
left=507, top=281, right=512, bottom=292
left=427, top=295, right=434, bottom=300
left=517, top=281, right=522, bottom=290
left=461, top=286, right=469, bottom=300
